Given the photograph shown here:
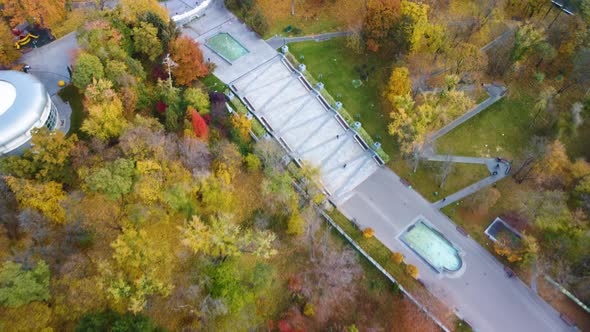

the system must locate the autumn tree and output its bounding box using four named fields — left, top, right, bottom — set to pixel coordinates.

left=180, top=215, right=277, bottom=260
left=388, top=94, right=434, bottom=153
left=169, top=36, right=208, bottom=86
left=0, top=260, right=50, bottom=307
left=384, top=66, right=411, bottom=105
left=100, top=228, right=173, bottom=313
left=191, top=108, right=209, bottom=140
left=0, top=21, right=20, bottom=66
left=363, top=0, right=401, bottom=51
left=2, top=0, right=65, bottom=29
left=120, top=0, right=169, bottom=24
left=531, top=140, right=572, bottom=188
left=211, top=141, right=243, bottom=184
left=73, top=53, right=105, bottom=90
left=399, top=0, right=431, bottom=53
left=132, top=22, right=163, bottom=61
left=4, top=177, right=67, bottom=224
left=82, top=95, right=129, bottom=141
left=230, top=113, right=252, bottom=142
left=449, top=42, right=488, bottom=74
left=0, top=128, right=77, bottom=183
